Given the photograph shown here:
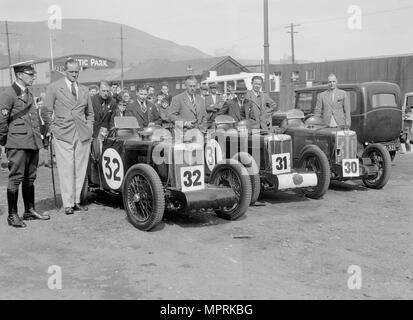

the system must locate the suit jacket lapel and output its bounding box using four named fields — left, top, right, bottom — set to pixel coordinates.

left=135, top=101, right=147, bottom=122
left=58, top=79, right=77, bottom=105
left=185, top=94, right=197, bottom=117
